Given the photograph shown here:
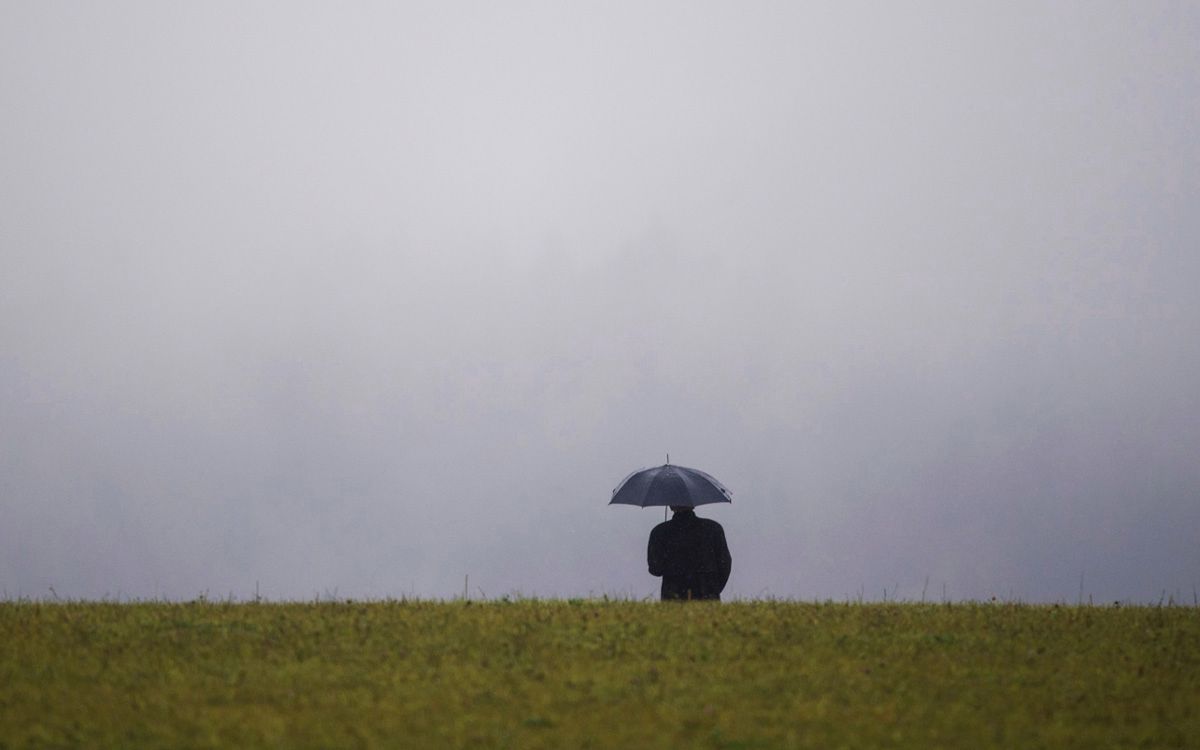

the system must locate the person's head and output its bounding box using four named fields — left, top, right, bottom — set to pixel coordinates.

left=670, top=505, right=693, bottom=514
